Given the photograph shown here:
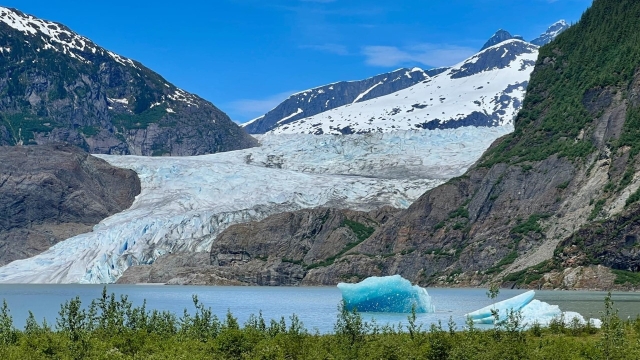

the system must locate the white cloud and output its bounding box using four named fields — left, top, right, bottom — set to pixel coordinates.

left=362, top=43, right=476, bottom=68
left=226, top=91, right=298, bottom=123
